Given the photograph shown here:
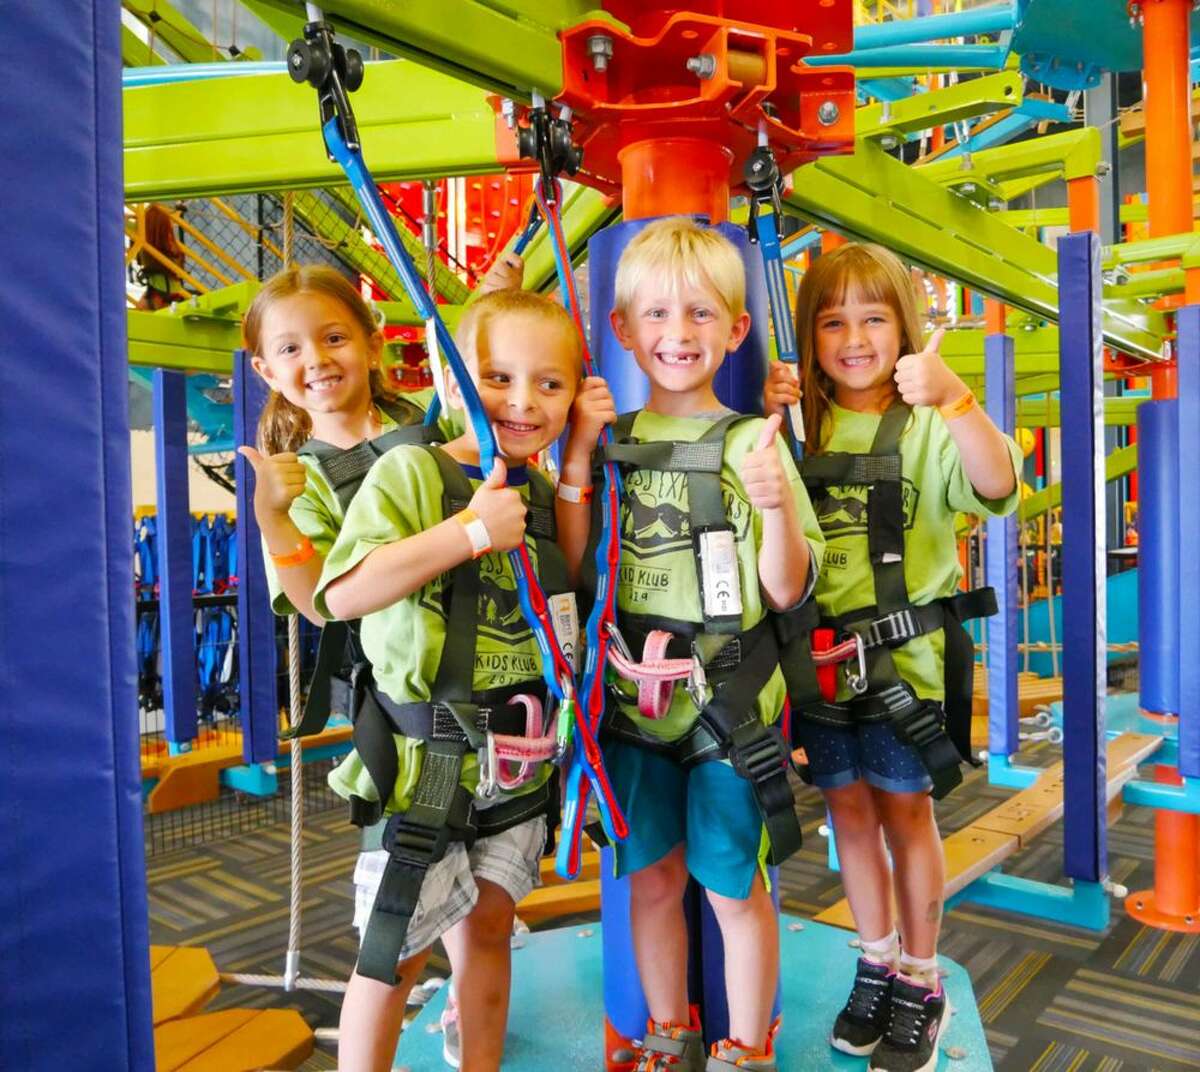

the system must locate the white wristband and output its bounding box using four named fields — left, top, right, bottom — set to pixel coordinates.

left=456, top=508, right=492, bottom=559
left=556, top=481, right=594, bottom=504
